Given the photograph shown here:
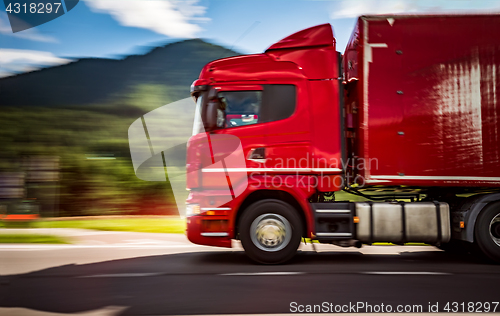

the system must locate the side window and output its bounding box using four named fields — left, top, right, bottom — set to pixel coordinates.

left=217, top=84, right=296, bottom=128
left=260, top=85, right=296, bottom=123
left=218, top=90, right=262, bottom=128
